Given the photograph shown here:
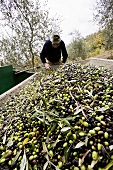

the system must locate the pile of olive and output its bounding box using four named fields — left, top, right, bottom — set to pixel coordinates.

left=0, top=63, right=113, bottom=170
